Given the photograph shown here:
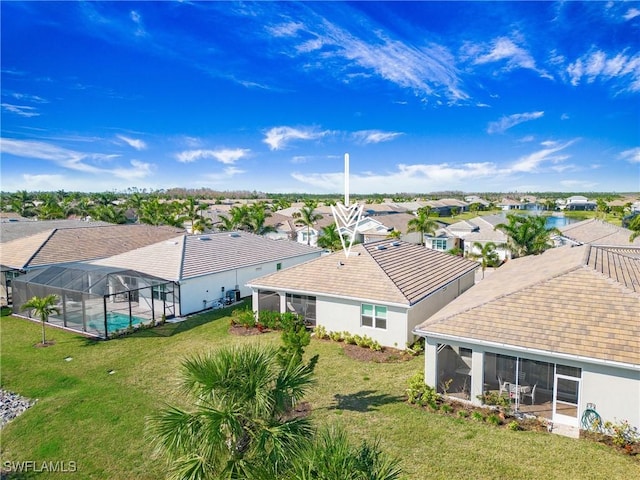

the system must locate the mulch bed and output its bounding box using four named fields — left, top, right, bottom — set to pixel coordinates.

left=341, top=343, right=415, bottom=363
left=228, top=325, right=270, bottom=336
